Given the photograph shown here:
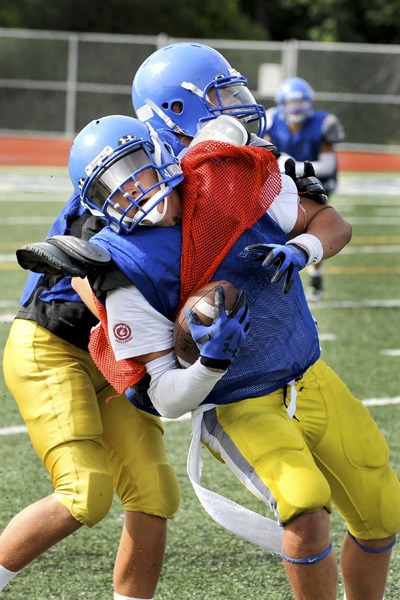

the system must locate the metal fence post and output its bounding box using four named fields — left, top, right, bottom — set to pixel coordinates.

left=65, top=33, right=79, bottom=138
left=282, top=38, right=299, bottom=78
